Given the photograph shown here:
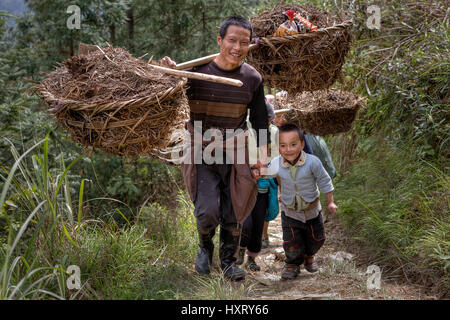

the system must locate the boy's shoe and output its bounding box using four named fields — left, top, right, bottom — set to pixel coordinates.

left=304, top=256, right=319, bottom=273
left=235, top=248, right=245, bottom=265
left=245, top=257, right=261, bottom=271
left=261, top=237, right=269, bottom=249
left=281, top=264, right=300, bottom=280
